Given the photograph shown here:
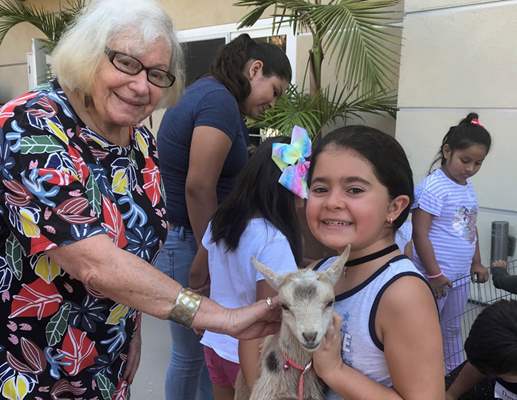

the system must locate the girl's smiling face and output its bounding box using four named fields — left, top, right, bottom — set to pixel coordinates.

left=306, top=146, right=406, bottom=255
